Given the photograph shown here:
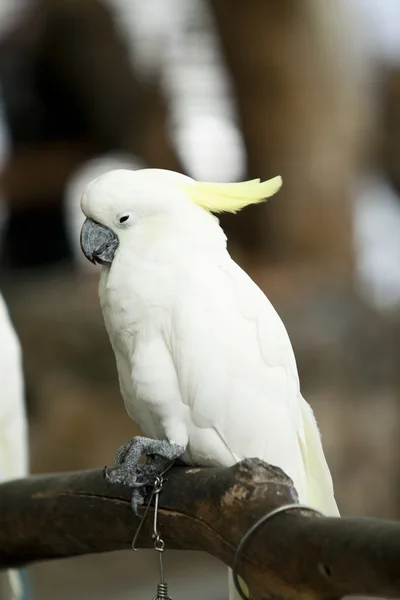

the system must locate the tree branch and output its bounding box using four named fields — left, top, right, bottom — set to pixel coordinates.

left=1, top=459, right=400, bottom=599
